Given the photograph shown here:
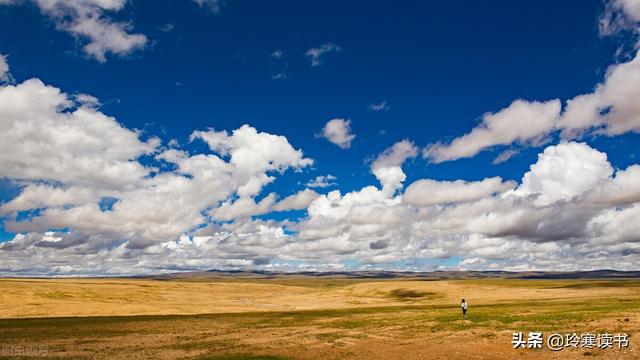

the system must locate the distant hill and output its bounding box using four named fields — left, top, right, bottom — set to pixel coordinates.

left=147, top=269, right=640, bottom=280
